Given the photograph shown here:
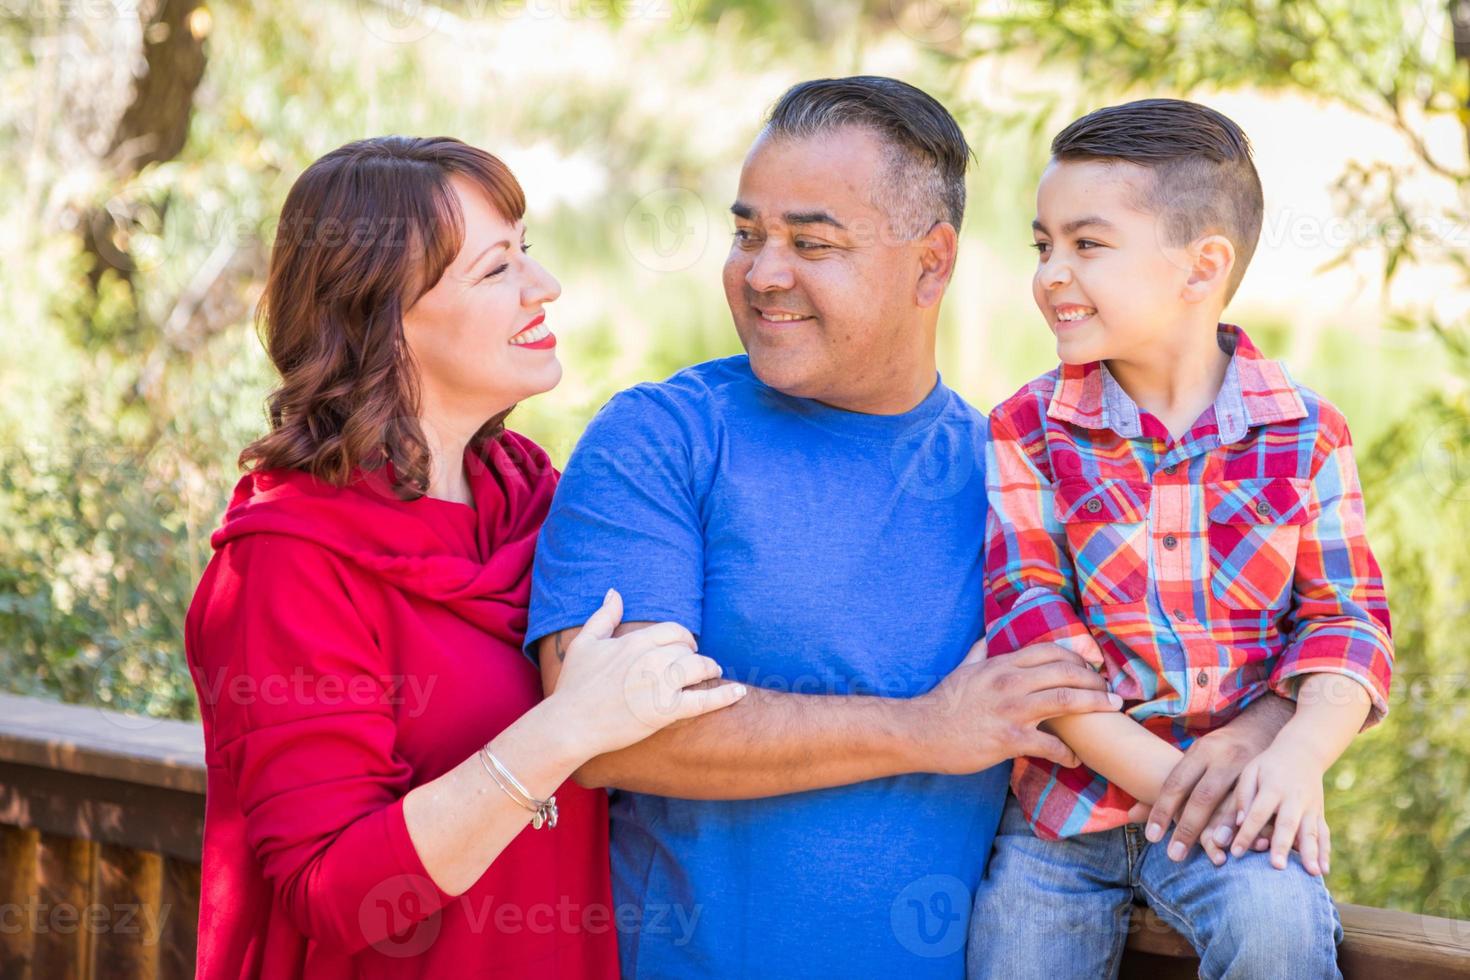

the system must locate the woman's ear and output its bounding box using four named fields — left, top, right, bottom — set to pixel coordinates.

left=916, top=221, right=960, bottom=309
left=1182, top=234, right=1236, bottom=304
